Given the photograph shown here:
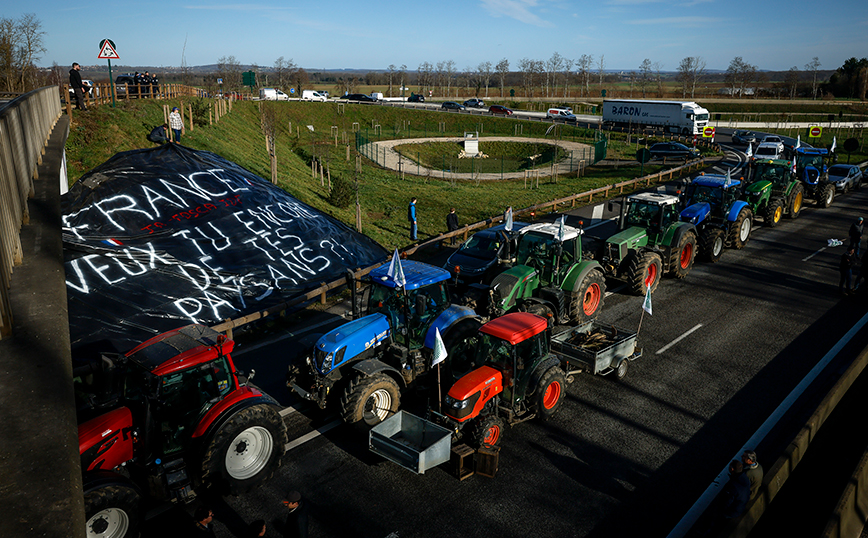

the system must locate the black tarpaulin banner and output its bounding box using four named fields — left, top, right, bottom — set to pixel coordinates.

left=62, top=144, right=387, bottom=354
